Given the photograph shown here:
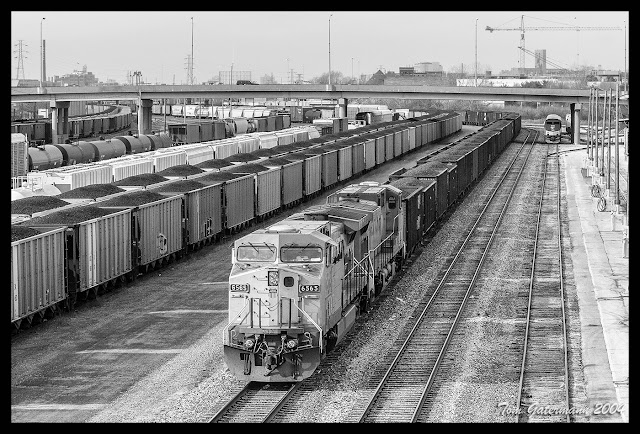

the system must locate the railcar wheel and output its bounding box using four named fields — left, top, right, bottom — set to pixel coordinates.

left=591, top=184, right=601, bottom=198
left=597, top=197, right=607, bottom=212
